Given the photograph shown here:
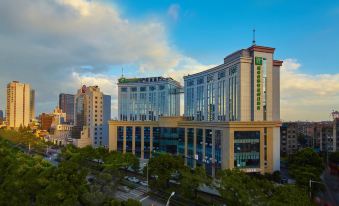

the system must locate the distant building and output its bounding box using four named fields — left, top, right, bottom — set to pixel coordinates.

left=118, top=76, right=182, bottom=121
left=333, top=118, right=339, bottom=152
left=49, top=107, right=72, bottom=145
left=30, top=89, right=35, bottom=120
left=73, top=85, right=111, bottom=148
left=280, top=123, right=298, bottom=156
left=59, top=93, right=75, bottom=124
left=313, top=122, right=334, bottom=152
left=0, top=110, right=3, bottom=123
left=39, top=113, right=54, bottom=131
left=6, top=81, right=32, bottom=128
